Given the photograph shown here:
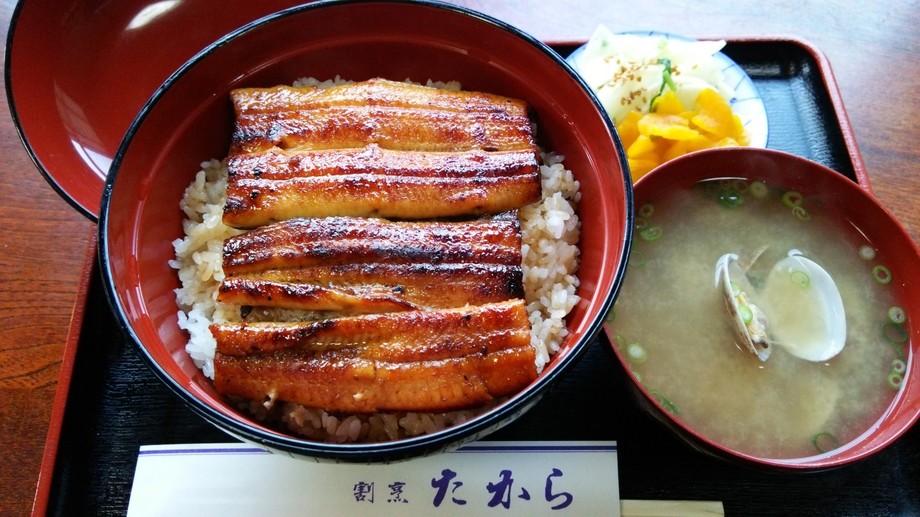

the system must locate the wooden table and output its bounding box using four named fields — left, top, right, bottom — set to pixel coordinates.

left=1, top=1, right=918, bottom=514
